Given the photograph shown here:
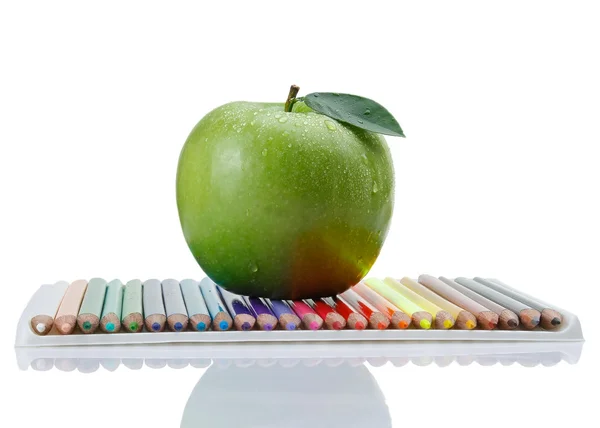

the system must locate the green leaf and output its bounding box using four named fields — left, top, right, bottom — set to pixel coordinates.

left=303, top=92, right=405, bottom=137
